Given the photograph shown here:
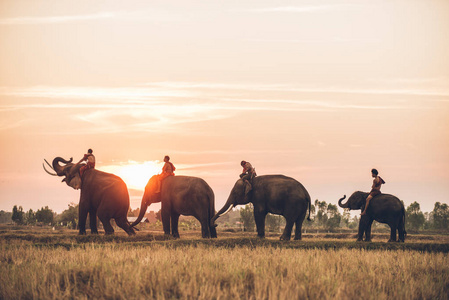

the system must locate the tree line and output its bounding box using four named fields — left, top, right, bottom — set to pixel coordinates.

left=236, top=200, right=449, bottom=232
left=3, top=200, right=449, bottom=232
